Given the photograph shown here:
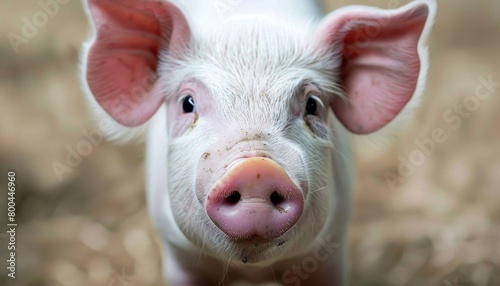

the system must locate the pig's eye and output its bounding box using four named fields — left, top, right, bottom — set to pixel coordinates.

left=305, top=97, right=318, bottom=115
left=182, top=95, right=195, bottom=113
